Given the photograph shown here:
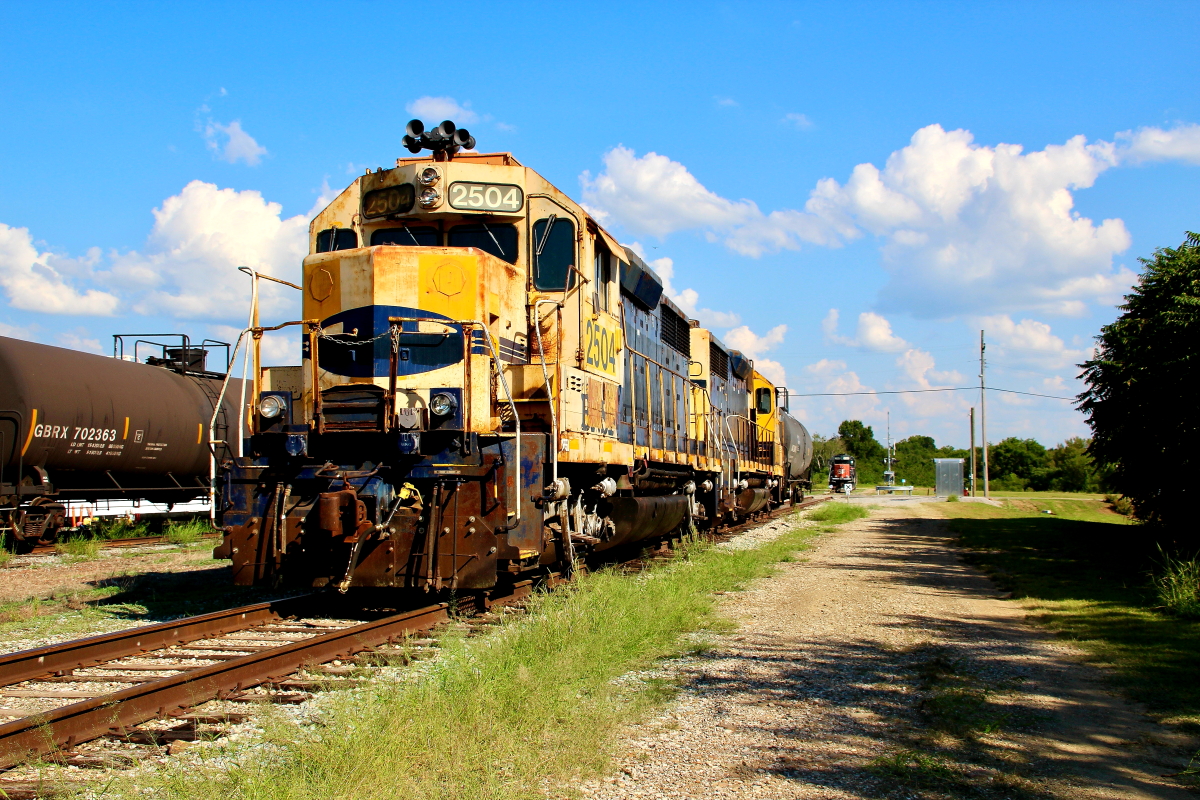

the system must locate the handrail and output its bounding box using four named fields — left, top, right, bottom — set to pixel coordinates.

left=532, top=299, right=562, bottom=486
